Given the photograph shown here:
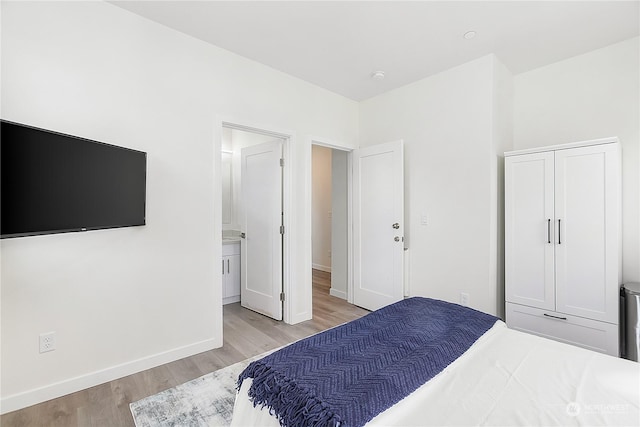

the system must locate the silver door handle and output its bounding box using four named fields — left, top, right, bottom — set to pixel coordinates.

left=558, top=219, right=561, bottom=244
left=227, top=259, right=230, bottom=274
left=392, top=223, right=400, bottom=229
left=222, top=259, right=225, bottom=275
left=394, top=236, right=400, bottom=242
left=240, top=232, right=246, bottom=239
left=547, top=219, right=551, bottom=244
